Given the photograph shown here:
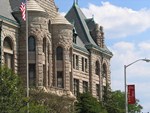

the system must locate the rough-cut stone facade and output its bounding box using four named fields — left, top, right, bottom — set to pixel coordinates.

left=0, top=0, right=113, bottom=101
